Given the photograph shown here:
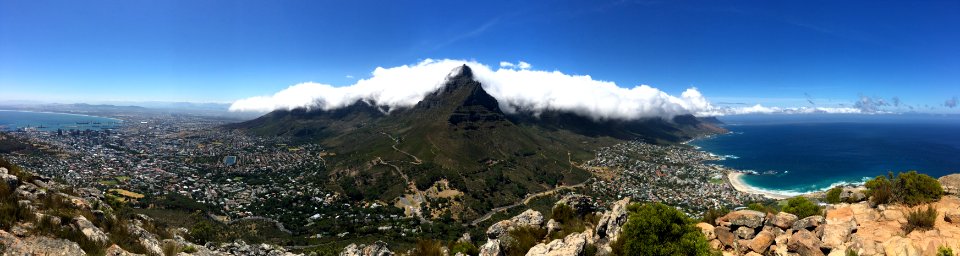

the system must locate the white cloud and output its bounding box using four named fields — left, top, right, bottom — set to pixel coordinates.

left=702, top=104, right=863, bottom=115
left=517, top=61, right=531, bottom=70
left=229, top=59, right=713, bottom=120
